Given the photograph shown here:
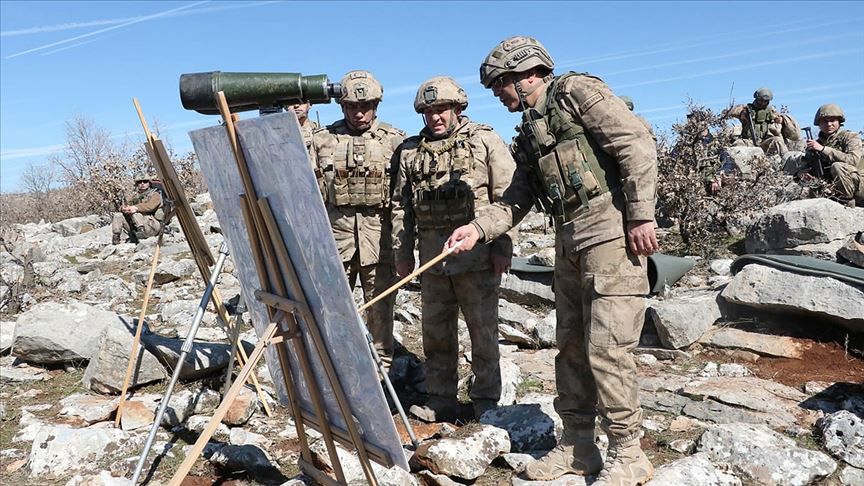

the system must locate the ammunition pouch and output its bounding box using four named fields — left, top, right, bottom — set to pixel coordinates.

left=326, top=167, right=388, bottom=208
left=414, top=185, right=475, bottom=230
left=535, top=139, right=604, bottom=222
